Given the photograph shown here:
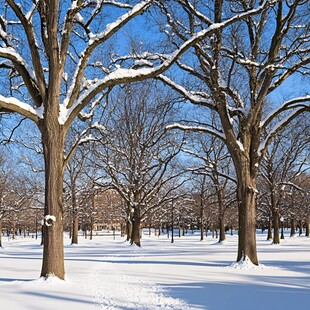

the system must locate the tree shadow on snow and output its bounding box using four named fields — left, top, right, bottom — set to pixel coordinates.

left=163, top=278, right=310, bottom=310
left=23, top=291, right=97, bottom=306
left=0, top=277, right=33, bottom=283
